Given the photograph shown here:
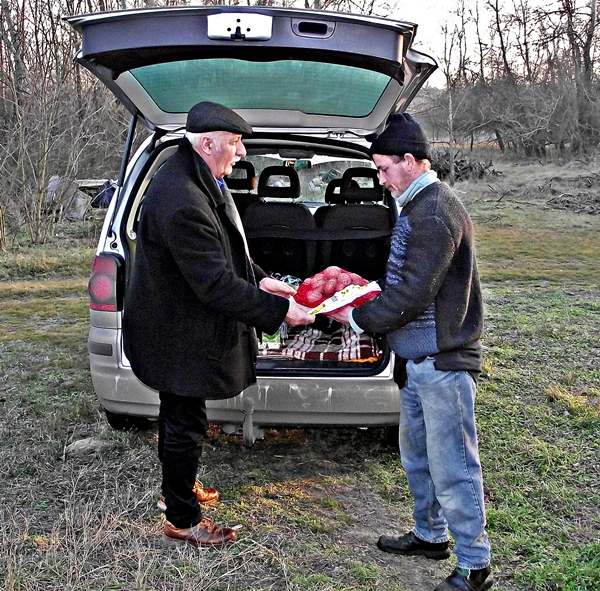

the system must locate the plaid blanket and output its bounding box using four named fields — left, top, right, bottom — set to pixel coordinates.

left=280, top=325, right=382, bottom=362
